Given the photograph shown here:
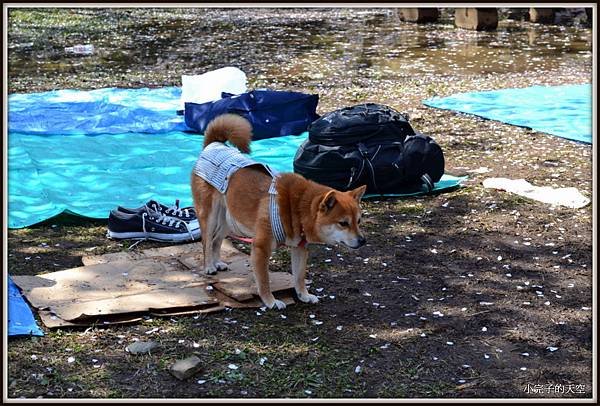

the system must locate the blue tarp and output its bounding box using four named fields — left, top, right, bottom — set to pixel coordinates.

left=8, top=276, right=44, bottom=337
left=8, top=87, right=465, bottom=229
left=8, top=86, right=187, bottom=135
left=423, top=84, right=592, bottom=144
